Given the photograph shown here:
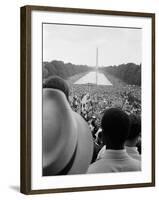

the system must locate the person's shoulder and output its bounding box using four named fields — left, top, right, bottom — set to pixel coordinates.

left=87, top=159, right=105, bottom=174
left=129, top=155, right=141, bottom=163
left=131, top=154, right=141, bottom=161
left=127, top=155, right=141, bottom=170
